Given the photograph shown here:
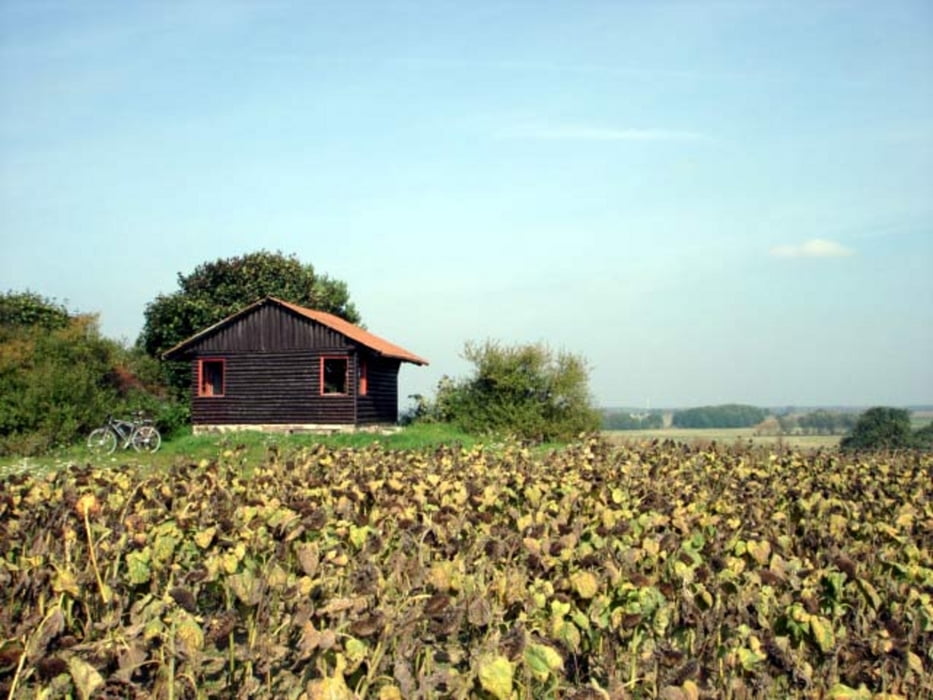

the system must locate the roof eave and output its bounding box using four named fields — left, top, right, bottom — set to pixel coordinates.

left=386, top=354, right=429, bottom=366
